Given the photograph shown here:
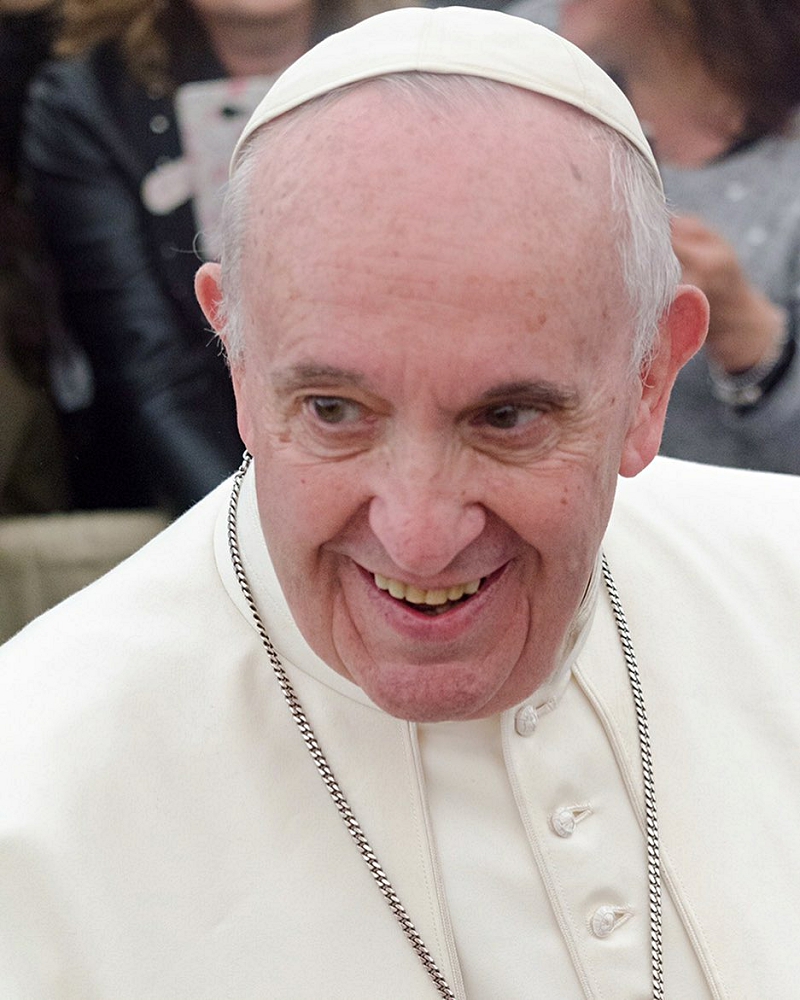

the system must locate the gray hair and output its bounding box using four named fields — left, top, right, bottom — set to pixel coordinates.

left=217, top=73, right=680, bottom=374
